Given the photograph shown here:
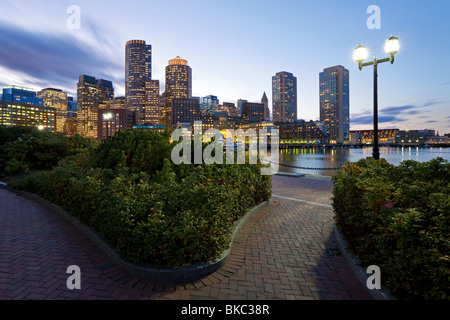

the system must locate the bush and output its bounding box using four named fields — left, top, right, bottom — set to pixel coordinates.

left=0, top=127, right=93, bottom=175
left=332, top=157, right=450, bottom=300
left=7, top=128, right=272, bottom=268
